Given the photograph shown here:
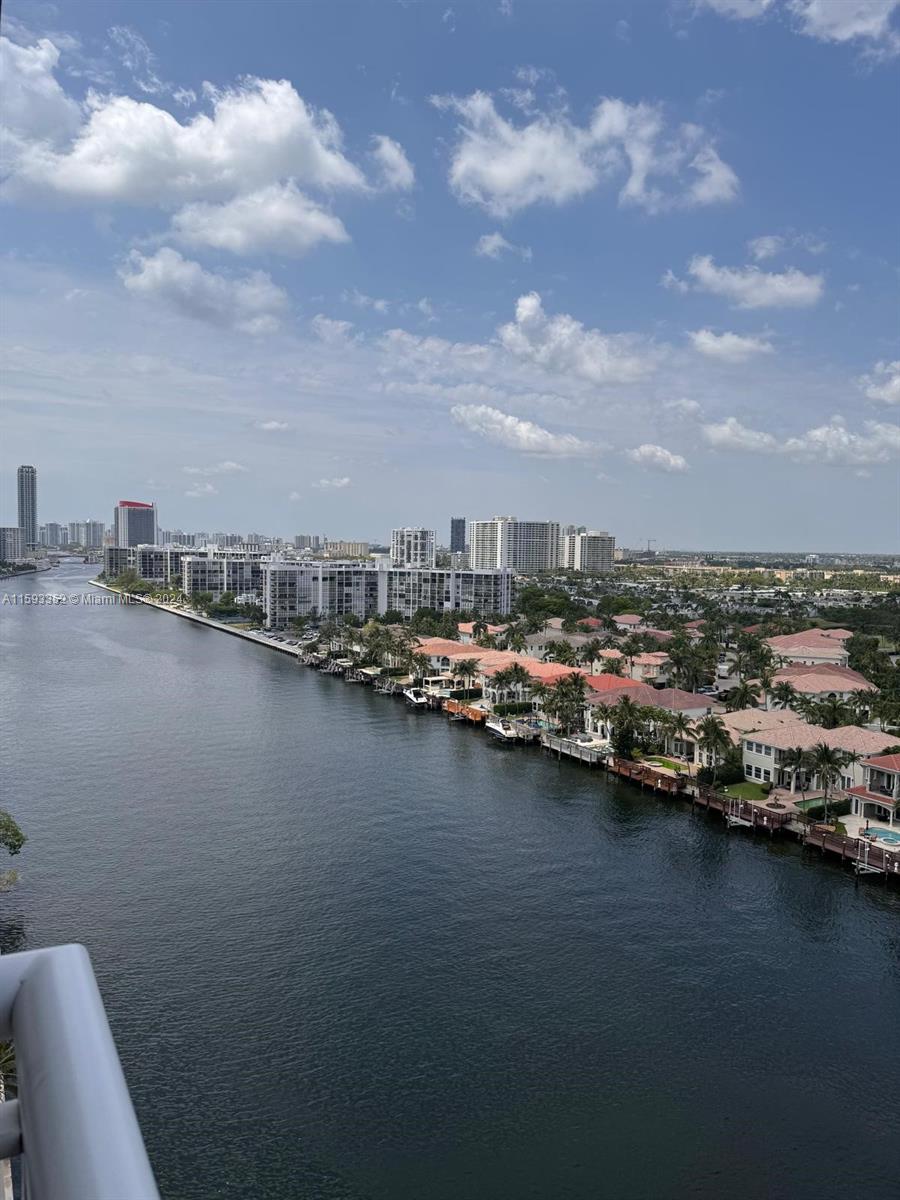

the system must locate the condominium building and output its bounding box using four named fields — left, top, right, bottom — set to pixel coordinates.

left=262, top=562, right=512, bottom=628
left=181, top=557, right=227, bottom=599
left=323, top=540, right=369, bottom=558
left=43, top=522, right=66, bottom=548
left=17, top=465, right=37, bottom=550
left=390, top=528, right=436, bottom=569
left=383, top=568, right=512, bottom=620
left=293, top=534, right=322, bottom=551
left=102, top=547, right=133, bottom=579
left=559, top=530, right=615, bottom=573
left=449, top=517, right=466, bottom=553
left=469, top=517, right=560, bottom=573
left=0, top=527, right=24, bottom=562
left=113, top=501, right=158, bottom=548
